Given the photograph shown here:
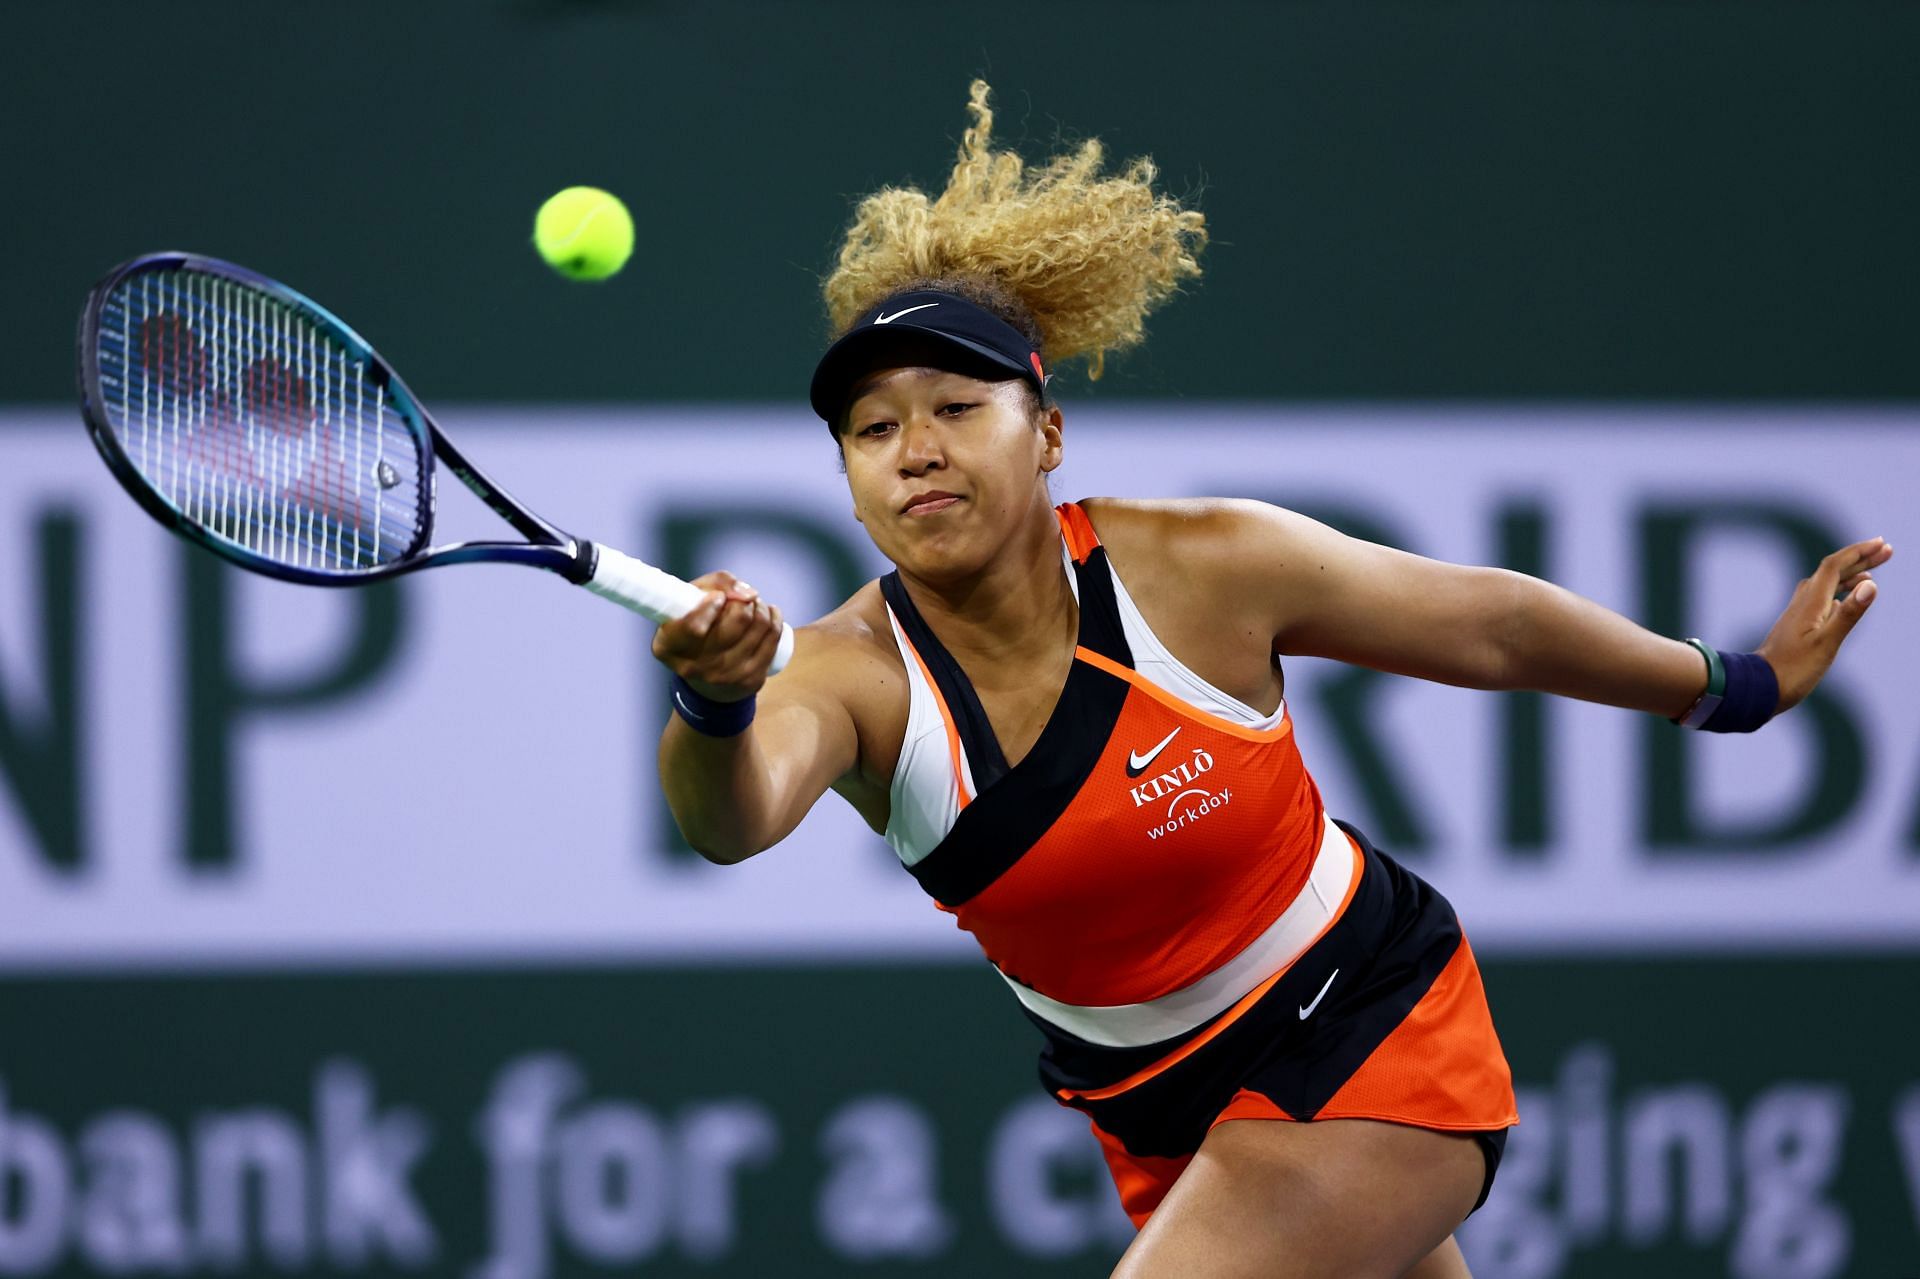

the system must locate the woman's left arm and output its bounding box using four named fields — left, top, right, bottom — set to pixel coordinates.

left=1190, top=500, right=1891, bottom=720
